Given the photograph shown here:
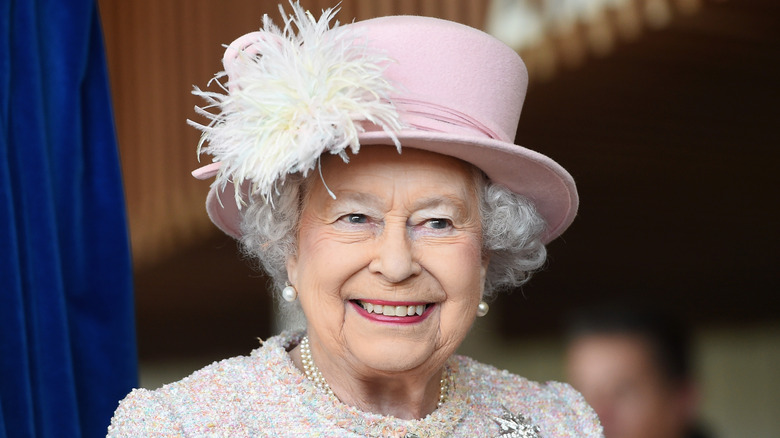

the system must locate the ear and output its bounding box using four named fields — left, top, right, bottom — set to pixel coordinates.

left=479, top=253, right=490, bottom=295
left=286, top=255, right=299, bottom=286
left=480, top=253, right=490, bottom=282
